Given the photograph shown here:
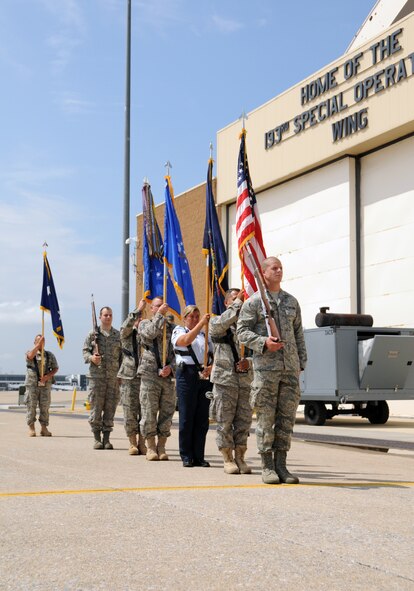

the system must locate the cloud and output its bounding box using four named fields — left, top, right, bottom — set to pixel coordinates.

left=39, top=0, right=85, bottom=32
left=0, top=160, right=122, bottom=373
left=0, top=165, right=75, bottom=190
left=54, top=91, right=96, bottom=115
left=46, top=34, right=82, bottom=74
left=38, top=0, right=85, bottom=73
left=0, top=49, right=33, bottom=80
left=134, top=0, right=187, bottom=34
left=0, top=302, right=39, bottom=325
left=211, top=14, right=244, bottom=34
left=0, top=178, right=112, bottom=287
